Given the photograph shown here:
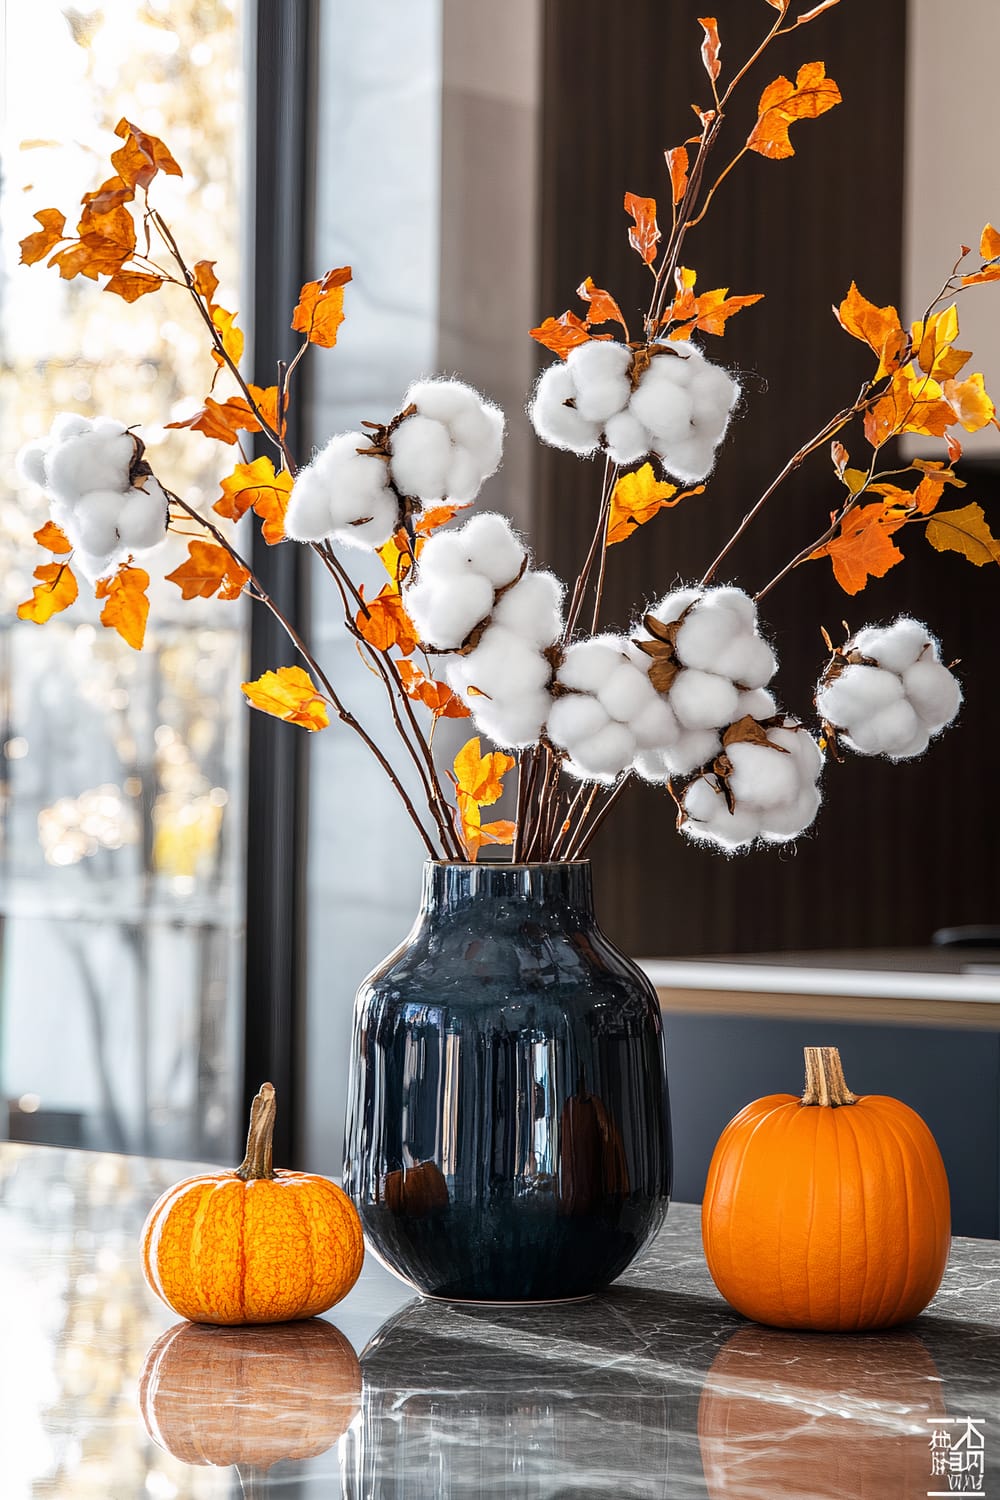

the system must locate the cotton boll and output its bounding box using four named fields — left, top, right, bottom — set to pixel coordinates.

left=389, top=414, right=454, bottom=501
left=49, top=413, right=93, bottom=443
left=333, top=489, right=399, bottom=549
left=656, top=432, right=718, bottom=485
left=46, top=425, right=134, bottom=503
left=674, top=600, right=745, bottom=670
left=683, top=779, right=761, bottom=850
left=710, top=587, right=758, bottom=629
left=414, top=532, right=475, bottom=580
left=885, top=726, right=931, bottom=761
left=647, top=586, right=704, bottom=628
left=770, top=724, right=824, bottom=779
left=631, top=693, right=680, bottom=750
left=817, top=664, right=903, bottom=727
left=629, top=363, right=694, bottom=451
left=597, top=661, right=658, bottom=723
left=569, top=722, right=637, bottom=778
left=406, top=378, right=480, bottom=426
left=855, top=617, right=932, bottom=674
left=408, top=380, right=505, bottom=486
left=726, top=741, right=801, bottom=811
left=901, top=658, right=962, bottom=732
left=492, top=570, right=564, bottom=649
left=604, top=410, right=653, bottom=465
left=632, top=748, right=672, bottom=784
left=663, top=727, right=722, bottom=776
left=116, top=480, right=168, bottom=550
left=405, top=572, right=494, bottom=650
left=450, top=626, right=552, bottom=699
left=670, top=668, right=740, bottom=730
left=713, top=633, right=777, bottom=690
left=445, top=445, right=487, bottom=504
left=458, top=513, right=526, bottom=588
left=546, top=694, right=610, bottom=752
left=74, top=491, right=124, bottom=556
left=846, top=699, right=923, bottom=757
left=759, top=785, right=822, bottom=842
left=529, top=363, right=602, bottom=455
left=566, top=340, right=633, bottom=424
left=285, top=467, right=336, bottom=542
left=451, top=399, right=505, bottom=477
left=469, top=689, right=550, bottom=749
left=735, top=687, right=777, bottom=720
left=557, top=637, right=623, bottom=694
left=16, top=440, right=48, bottom=489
